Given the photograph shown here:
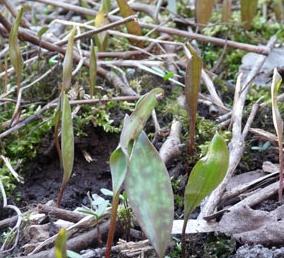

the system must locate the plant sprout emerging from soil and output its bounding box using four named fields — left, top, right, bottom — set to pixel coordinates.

left=271, top=68, right=283, bottom=201
left=182, top=132, right=229, bottom=258
left=55, top=27, right=76, bottom=207
left=105, top=88, right=174, bottom=258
